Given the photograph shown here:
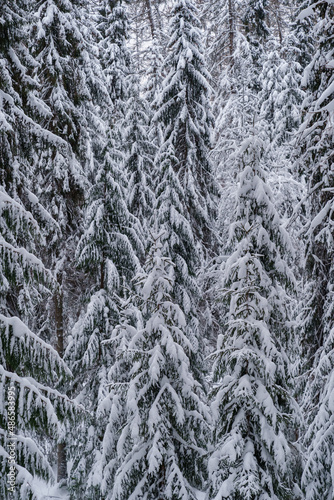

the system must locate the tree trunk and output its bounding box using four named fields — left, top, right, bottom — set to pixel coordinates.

left=144, top=0, right=156, bottom=39
left=55, top=274, right=67, bottom=482
left=57, top=443, right=67, bottom=483
left=228, top=0, right=236, bottom=65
